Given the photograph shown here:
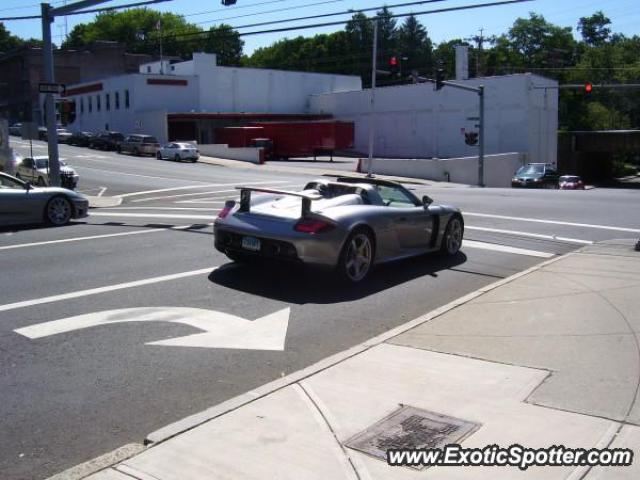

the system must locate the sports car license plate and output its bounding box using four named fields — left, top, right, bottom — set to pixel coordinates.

left=242, top=236, right=261, bottom=252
